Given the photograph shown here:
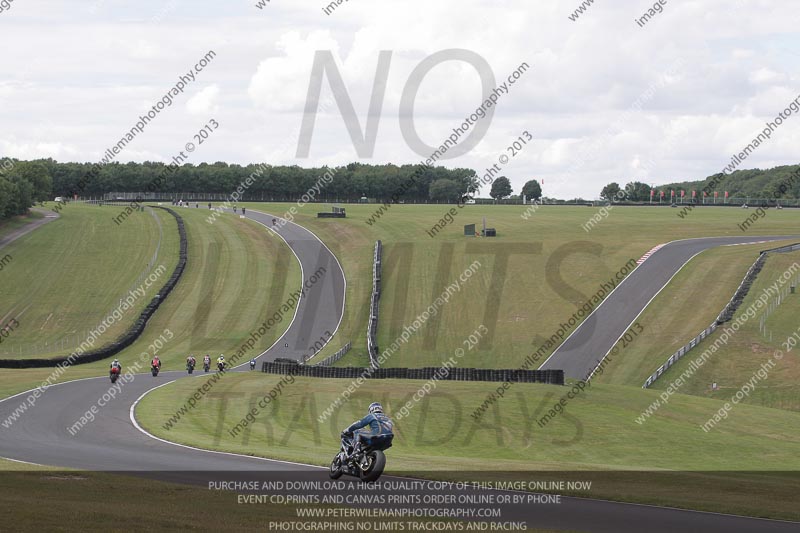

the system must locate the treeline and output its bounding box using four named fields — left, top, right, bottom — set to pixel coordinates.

left=0, top=161, right=53, bottom=221
left=26, top=159, right=478, bottom=203
left=658, top=165, right=800, bottom=199
left=600, top=164, right=800, bottom=203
